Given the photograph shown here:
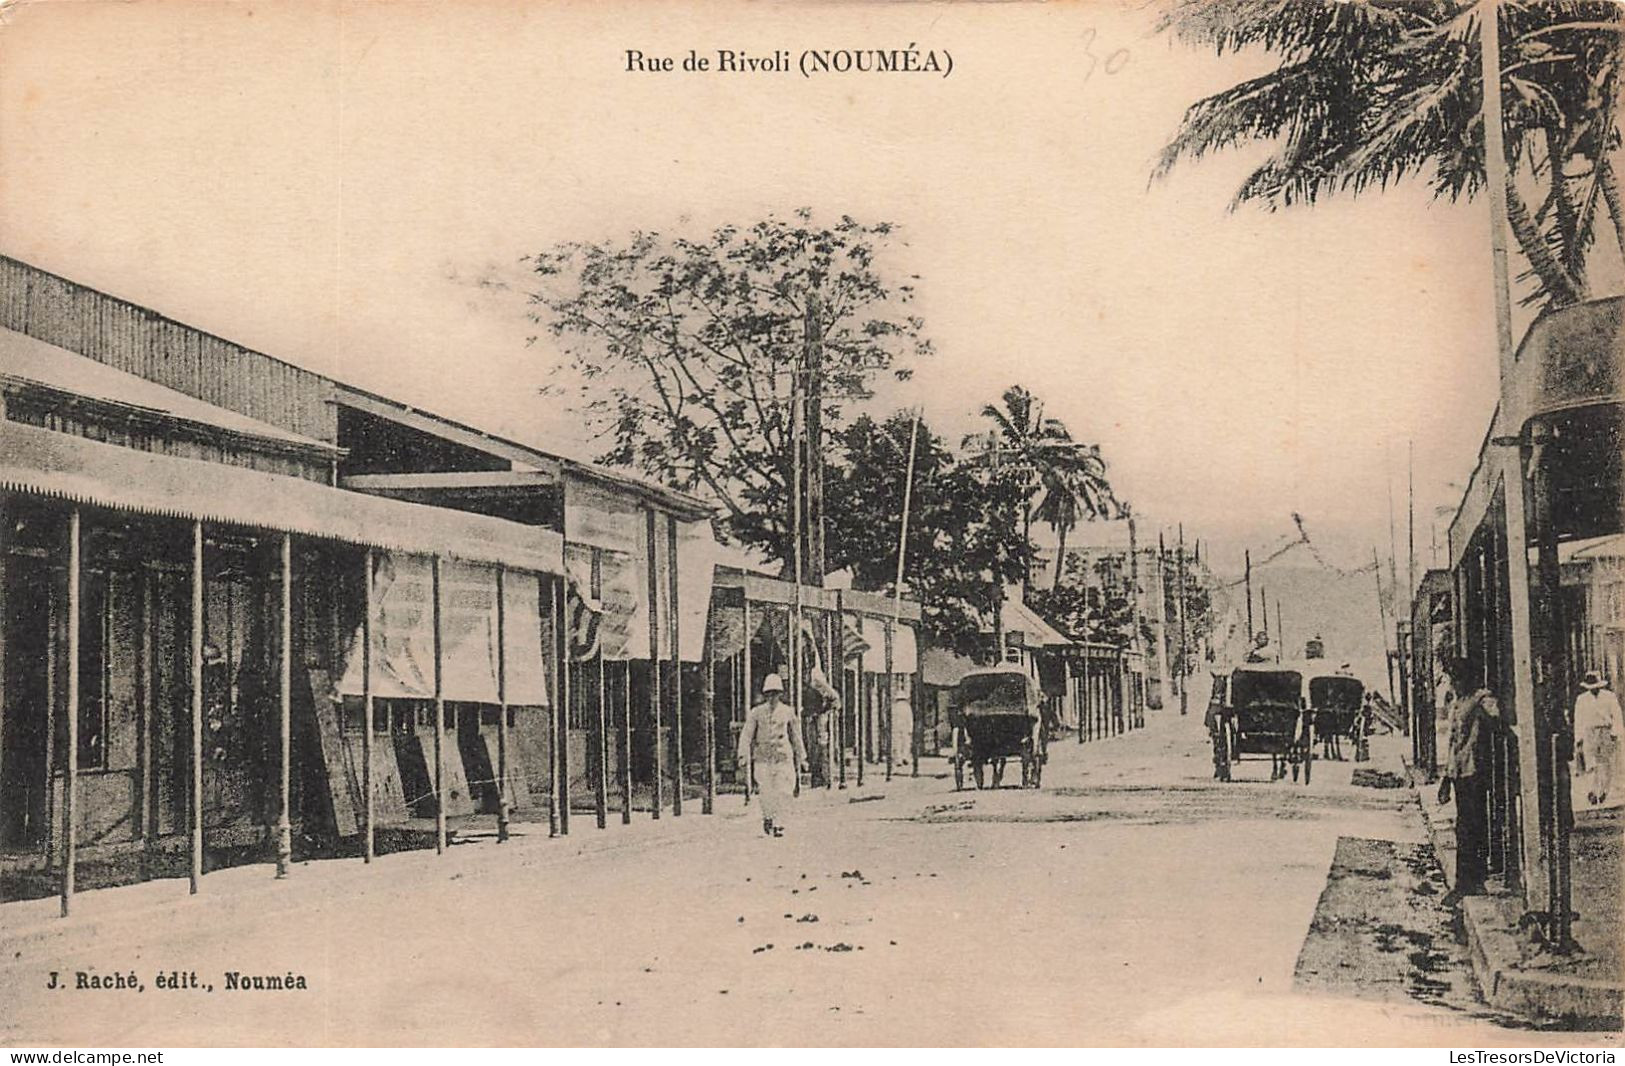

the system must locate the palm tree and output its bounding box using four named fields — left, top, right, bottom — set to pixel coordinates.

left=966, top=386, right=1119, bottom=592
left=1034, top=442, right=1119, bottom=589
left=1153, top=0, right=1624, bottom=309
